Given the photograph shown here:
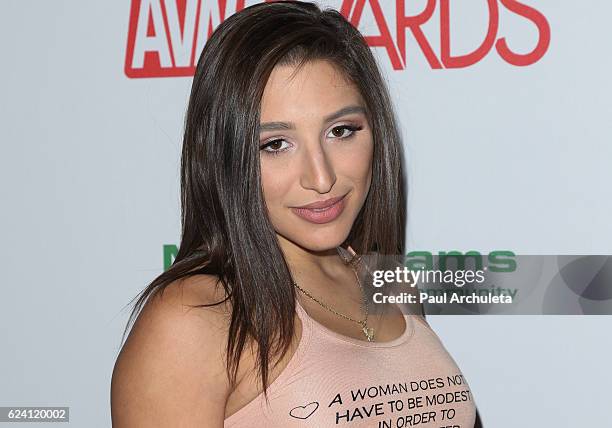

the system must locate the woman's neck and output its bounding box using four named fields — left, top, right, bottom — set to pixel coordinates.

left=276, top=234, right=351, bottom=286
